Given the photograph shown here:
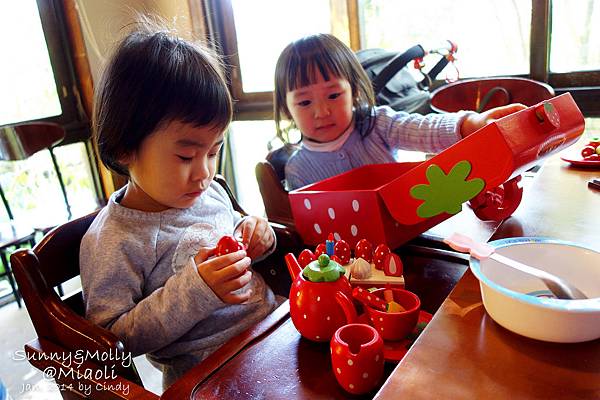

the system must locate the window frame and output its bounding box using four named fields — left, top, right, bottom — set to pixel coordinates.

left=205, top=0, right=599, bottom=120
left=32, top=0, right=91, bottom=144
